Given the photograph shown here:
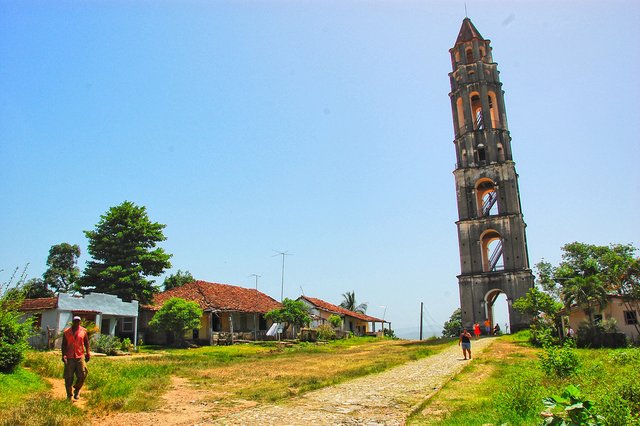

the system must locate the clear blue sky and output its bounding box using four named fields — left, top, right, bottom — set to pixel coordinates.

left=1, top=1, right=638, bottom=338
